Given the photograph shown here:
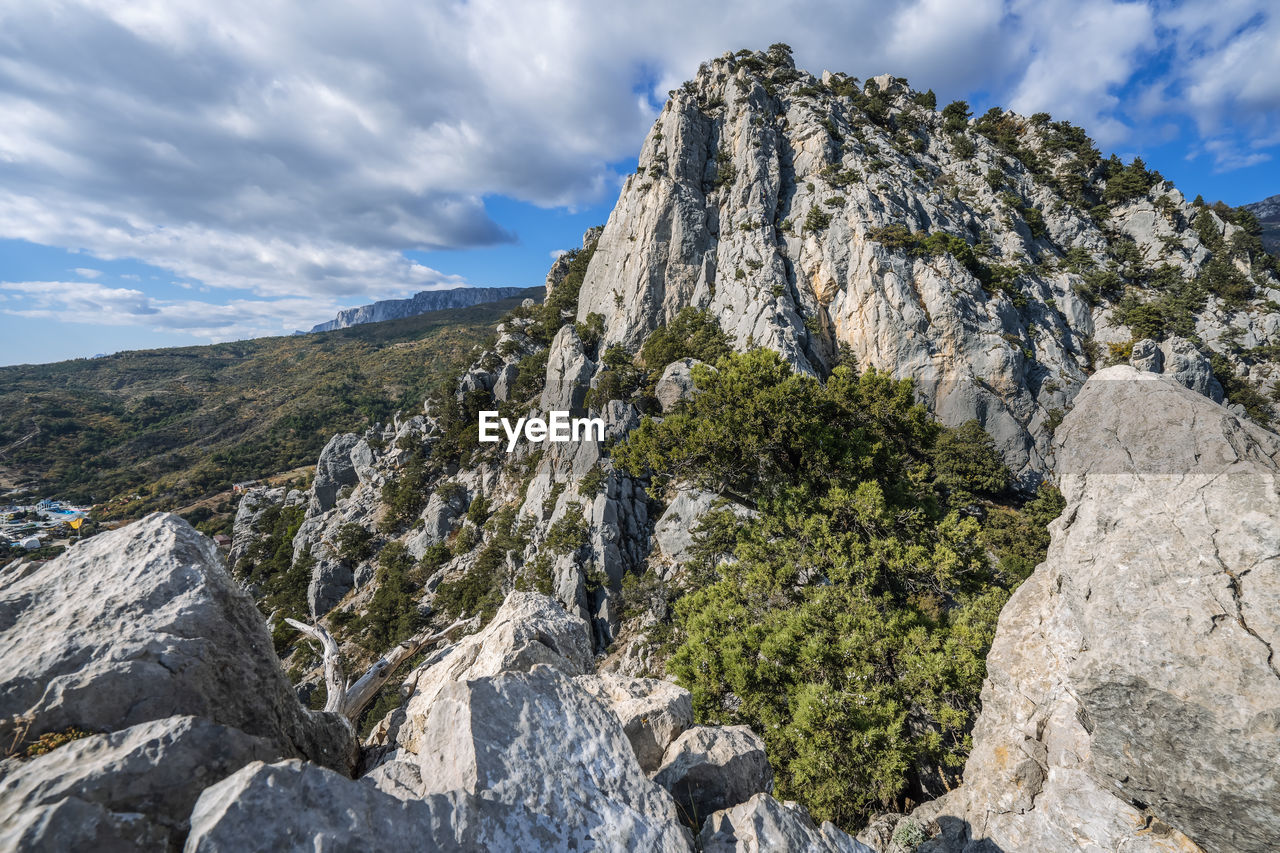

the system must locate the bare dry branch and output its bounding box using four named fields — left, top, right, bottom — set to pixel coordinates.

left=284, top=614, right=476, bottom=721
